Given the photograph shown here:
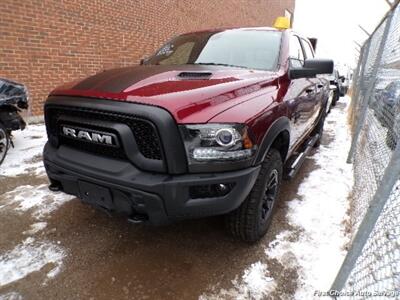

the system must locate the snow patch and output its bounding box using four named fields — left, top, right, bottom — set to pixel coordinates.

left=0, top=292, right=23, bottom=300
left=23, top=222, right=47, bottom=235
left=2, top=184, right=75, bottom=219
left=0, top=184, right=74, bottom=286
left=200, top=262, right=276, bottom=300
left=0, top=124, right=47, bottom=177
left=0, top=237, right=65, bottom=287
left=241, top=262, right=276, bottom=298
